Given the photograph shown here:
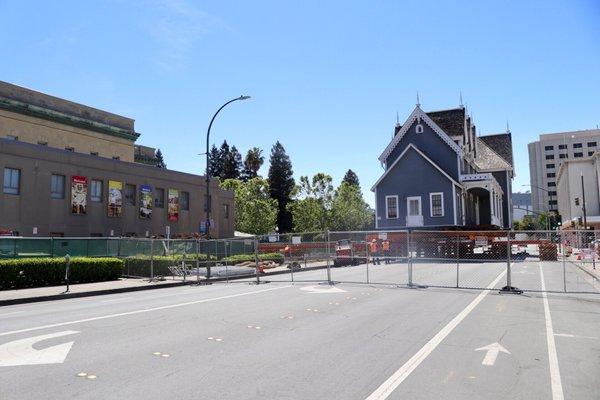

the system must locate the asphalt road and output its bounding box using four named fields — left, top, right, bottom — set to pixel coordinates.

left=0, top=260, right=598, bottom=399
